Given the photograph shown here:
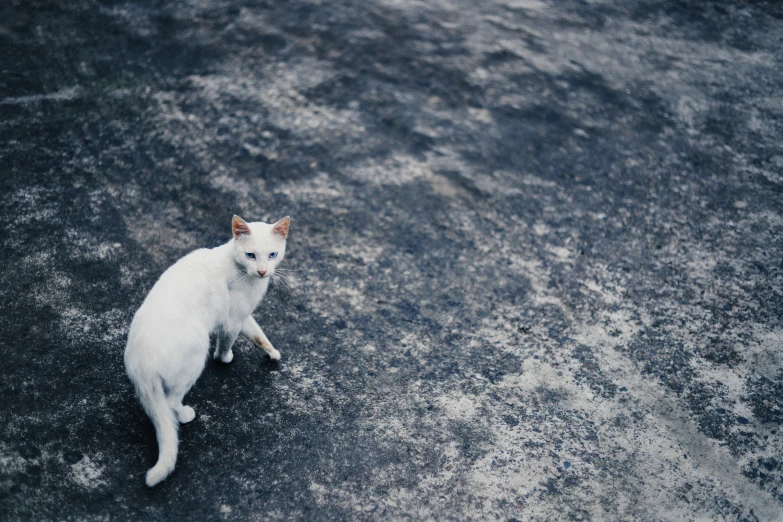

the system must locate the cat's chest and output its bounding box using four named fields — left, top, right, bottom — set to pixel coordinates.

left=227, top=280, right=268, bottom=317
